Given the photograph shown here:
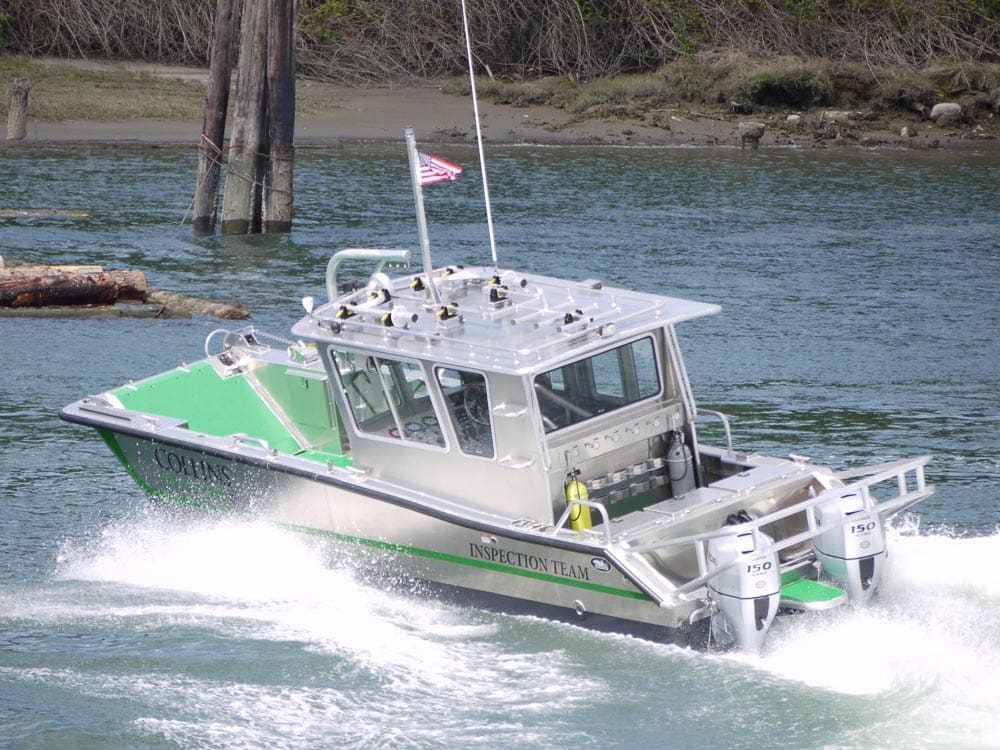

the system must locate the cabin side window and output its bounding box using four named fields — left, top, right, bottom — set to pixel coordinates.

left=534, top=337, right=660, bottom=433
left=434, top=368, right=495, bottom=458
left=332, top=350, right=445, bottom=448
